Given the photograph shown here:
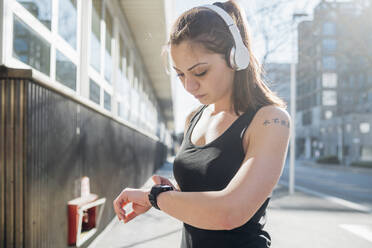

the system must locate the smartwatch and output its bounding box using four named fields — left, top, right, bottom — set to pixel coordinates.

left=148, top=184, right=174, bottom=210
